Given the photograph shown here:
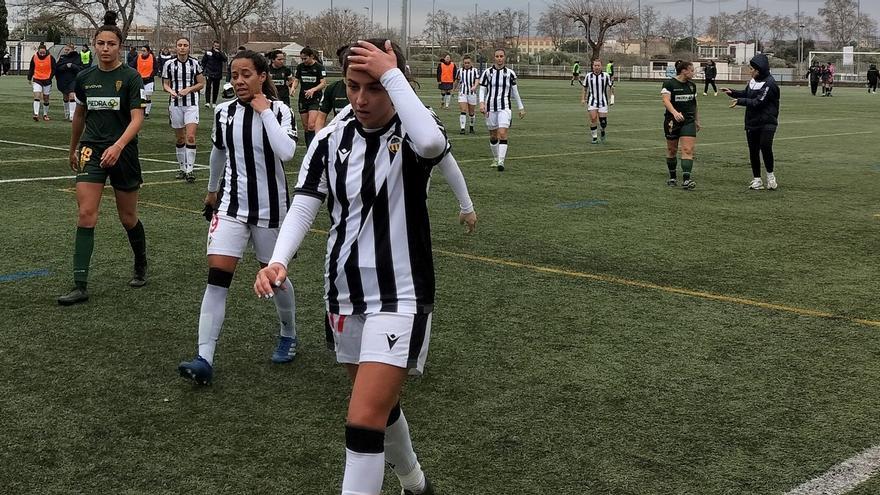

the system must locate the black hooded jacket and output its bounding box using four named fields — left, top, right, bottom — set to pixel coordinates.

left=728, top=54, right=780, bottom=130
left=55, top=51, right=83, bottom=91
left=868, top=65, right=879, bottom=84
